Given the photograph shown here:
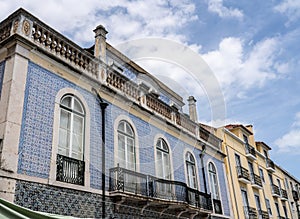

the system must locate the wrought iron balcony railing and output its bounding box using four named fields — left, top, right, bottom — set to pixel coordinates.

left=236, top=166, right=250, bottom=183
left=56, top=154, right=85, bottom=185
left=109, top=166, right=213, bottom=211
left=292, top=190, right=299, bottom=201
left=271, top=184, right=281, bottom=197
left=251, top=173, right=263, bottom=188
left=245, top=143, right=257, bottom=159
left=258, top=210, right=270, bottom=219
left=244, top=206, right=258, bottom=219
left=266, top=158, right=275, bottom=172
